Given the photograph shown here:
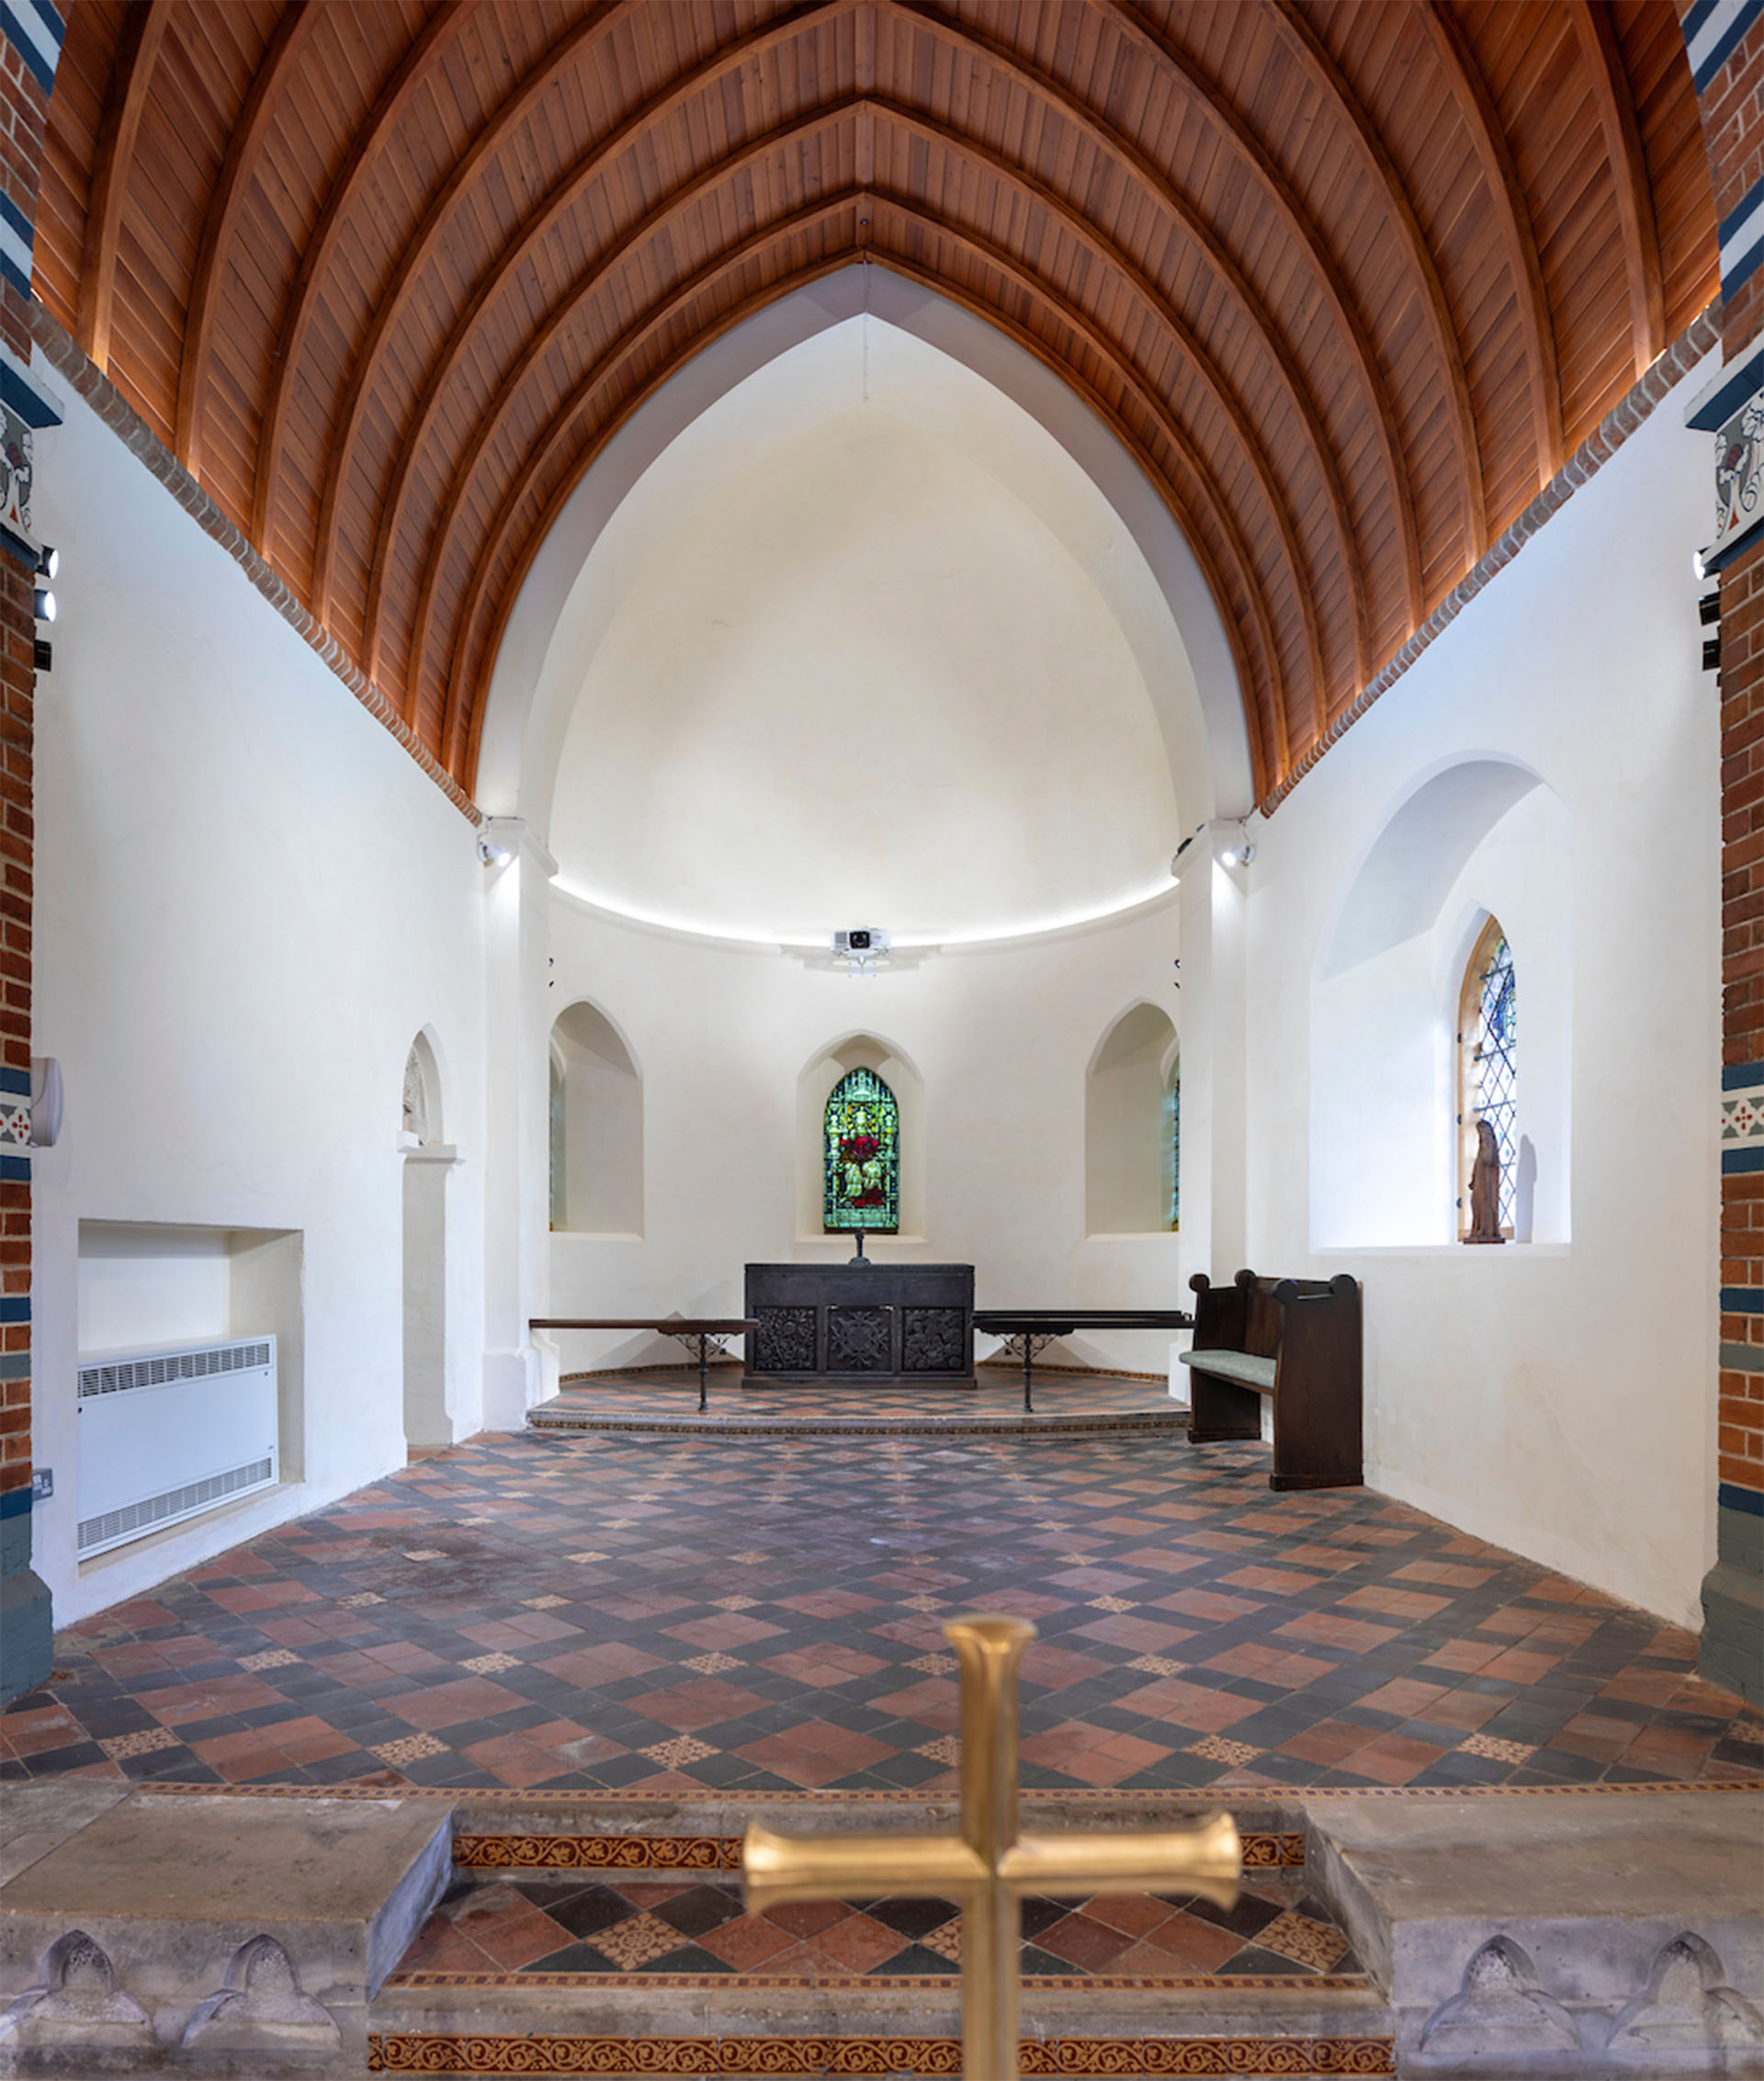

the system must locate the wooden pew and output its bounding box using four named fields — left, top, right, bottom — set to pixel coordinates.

left=1178, top=1270, right=1363, bottom=1490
